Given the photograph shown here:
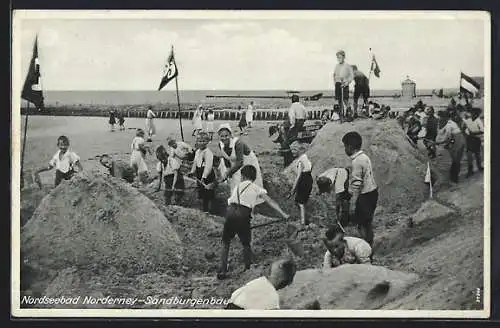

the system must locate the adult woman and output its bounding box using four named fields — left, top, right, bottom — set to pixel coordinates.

left=145, top=105, right=156, bottom=139
left=217, top=123, right=263, bottom=197
left=192, top=105, right=204, bottom=137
